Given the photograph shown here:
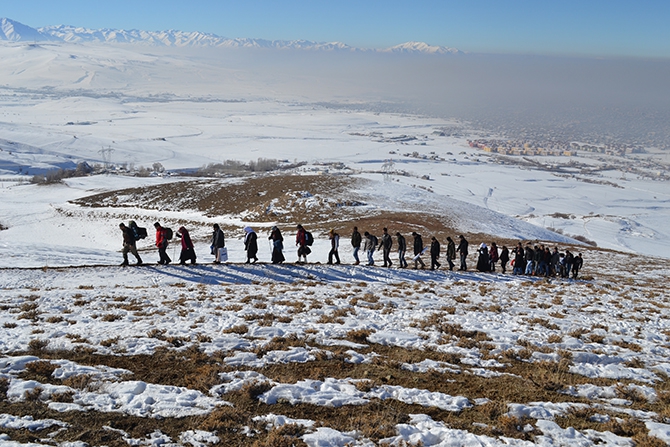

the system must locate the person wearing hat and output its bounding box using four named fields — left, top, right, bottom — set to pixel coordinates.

left=328, top=229, right=341, bottom=265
